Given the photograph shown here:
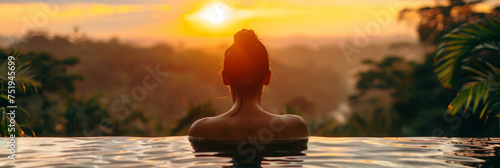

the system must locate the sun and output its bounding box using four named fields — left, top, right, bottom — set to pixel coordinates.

left=199, top=2, right=228, bottom=24
left=182, top=1, right=246, bottom=35
left=184, top=1, right=234, bottom=28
